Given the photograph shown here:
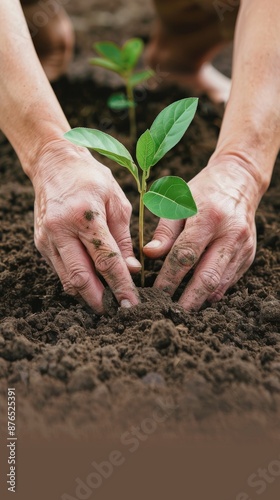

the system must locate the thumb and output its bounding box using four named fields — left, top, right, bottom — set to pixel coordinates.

left=143, top=219, right=184, bottom=258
